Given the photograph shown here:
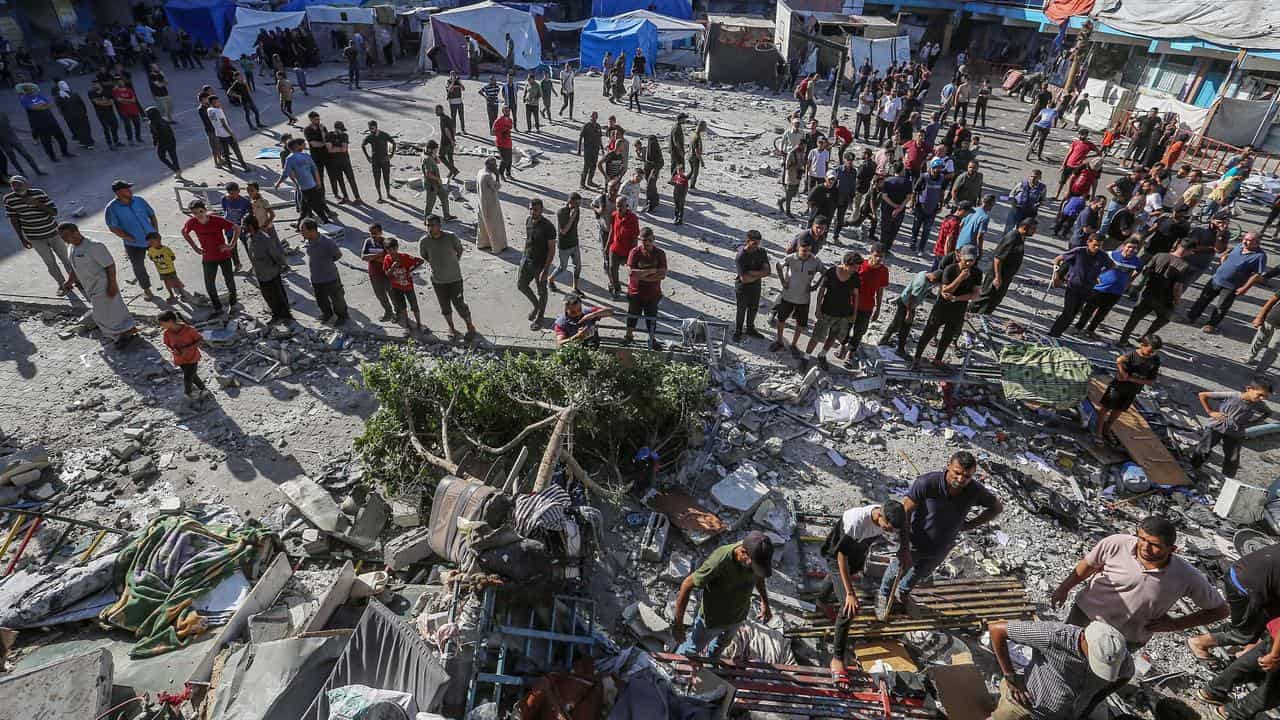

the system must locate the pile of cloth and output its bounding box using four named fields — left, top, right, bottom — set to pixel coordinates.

left=100, top=516, right=278, bottom=658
